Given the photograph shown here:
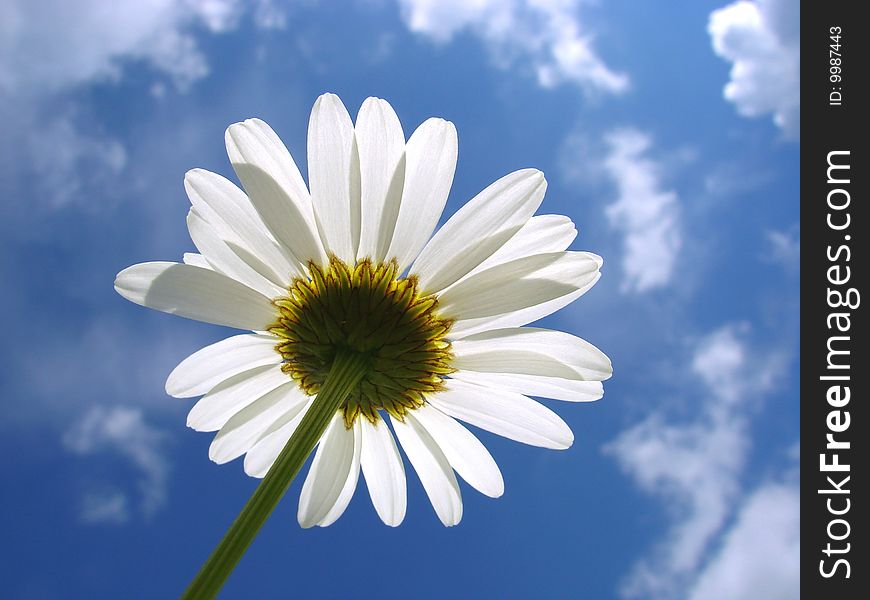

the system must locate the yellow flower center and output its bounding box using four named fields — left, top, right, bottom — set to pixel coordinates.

left=269, top=256, right=454, bottom=428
